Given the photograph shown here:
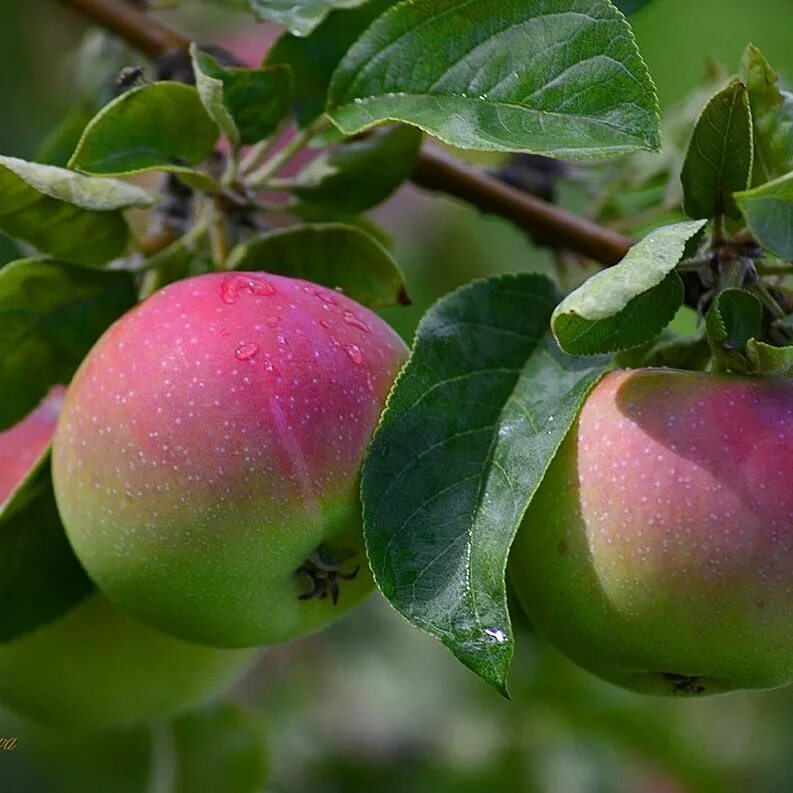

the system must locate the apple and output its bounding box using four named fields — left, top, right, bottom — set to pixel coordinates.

left=510, top=368, right=793, bottom=696
left=0, top=594, right=257, bottom=729
left=0, top=386, right=65, bottom=503
left=53, top=272, right=408, bottom=647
